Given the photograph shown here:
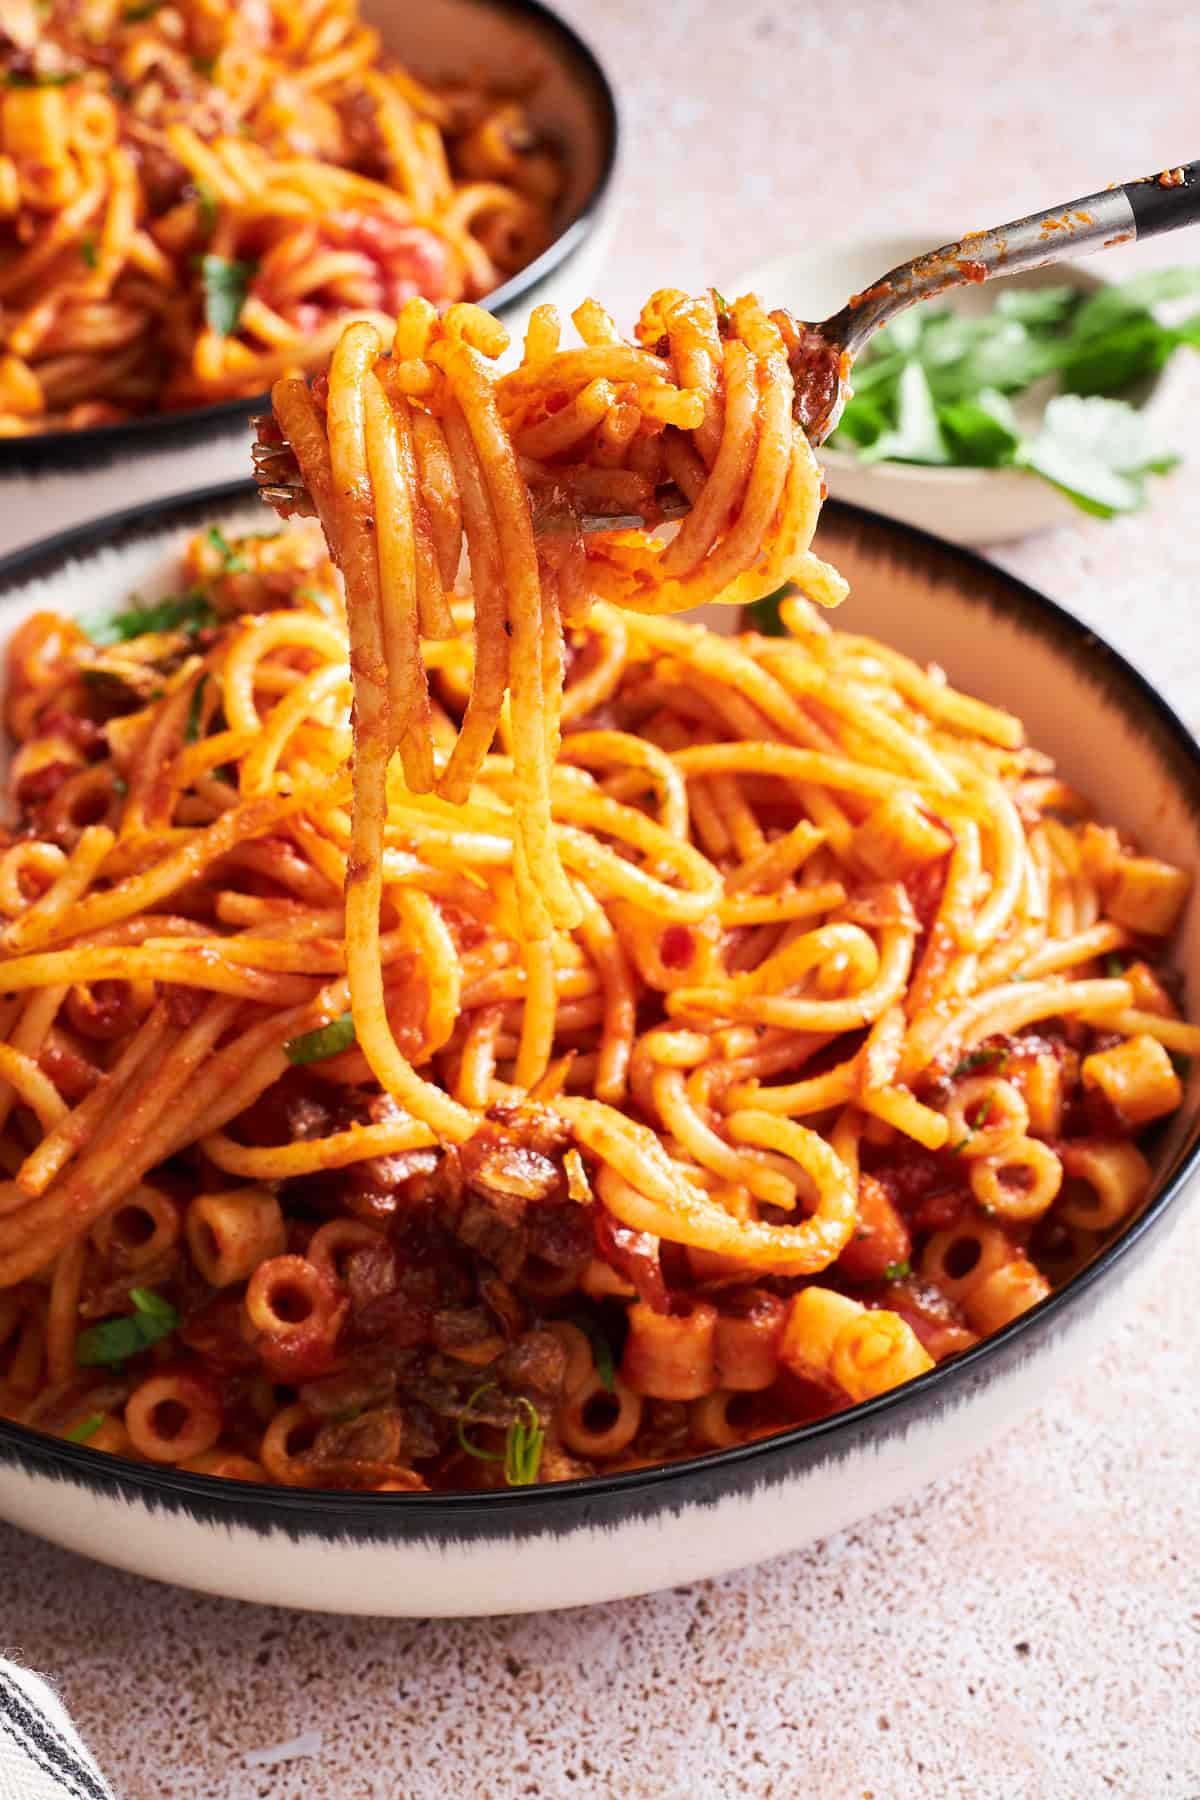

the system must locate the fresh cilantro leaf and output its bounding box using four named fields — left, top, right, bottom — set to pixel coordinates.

left=206, top=525, right=247, bottom=572
left=745, top=582, right=795, bottom=637
left=1069, top=267, right=1200, bottom=341
left=858, top=360, right=950, bottom=465
left=936, top=388, right=1022, bottom=467
left=284, top=1012, right=356, bottom=1065
left=1017, top=394, right=1179, bottom=518
left=200, top=254, right=255, bottom=337
left=81, top=589, right=217, bottom=645
left=994, top=285, right=1080, bottom=326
